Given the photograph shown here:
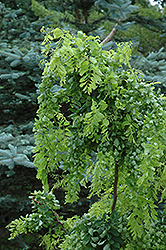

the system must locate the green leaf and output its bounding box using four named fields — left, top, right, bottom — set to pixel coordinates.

left=98, top=239, right=107, bottom=245
left=91, top=236, right=99, bottom=242
left=126, top=114, right=132, bottom=122
left=102, top=118, right=109, bottom=127
left=114, top=138, right=119, bottom=147
left=79, top=61, right=89, bottom=76
left=100, top=230, right=107, bottom=238
left=83, top=236, right=90, bottom=245
left=54, top=28, right=63, bottom=38
left=110, top=228, right=119, bottom=236
left=113, top=242, right=120, bottom=248
left=90, top=241, right=97, bottom=247
left=103, top=243, right=111, bottom=250
left=88, top=228, right=94, bottom=236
